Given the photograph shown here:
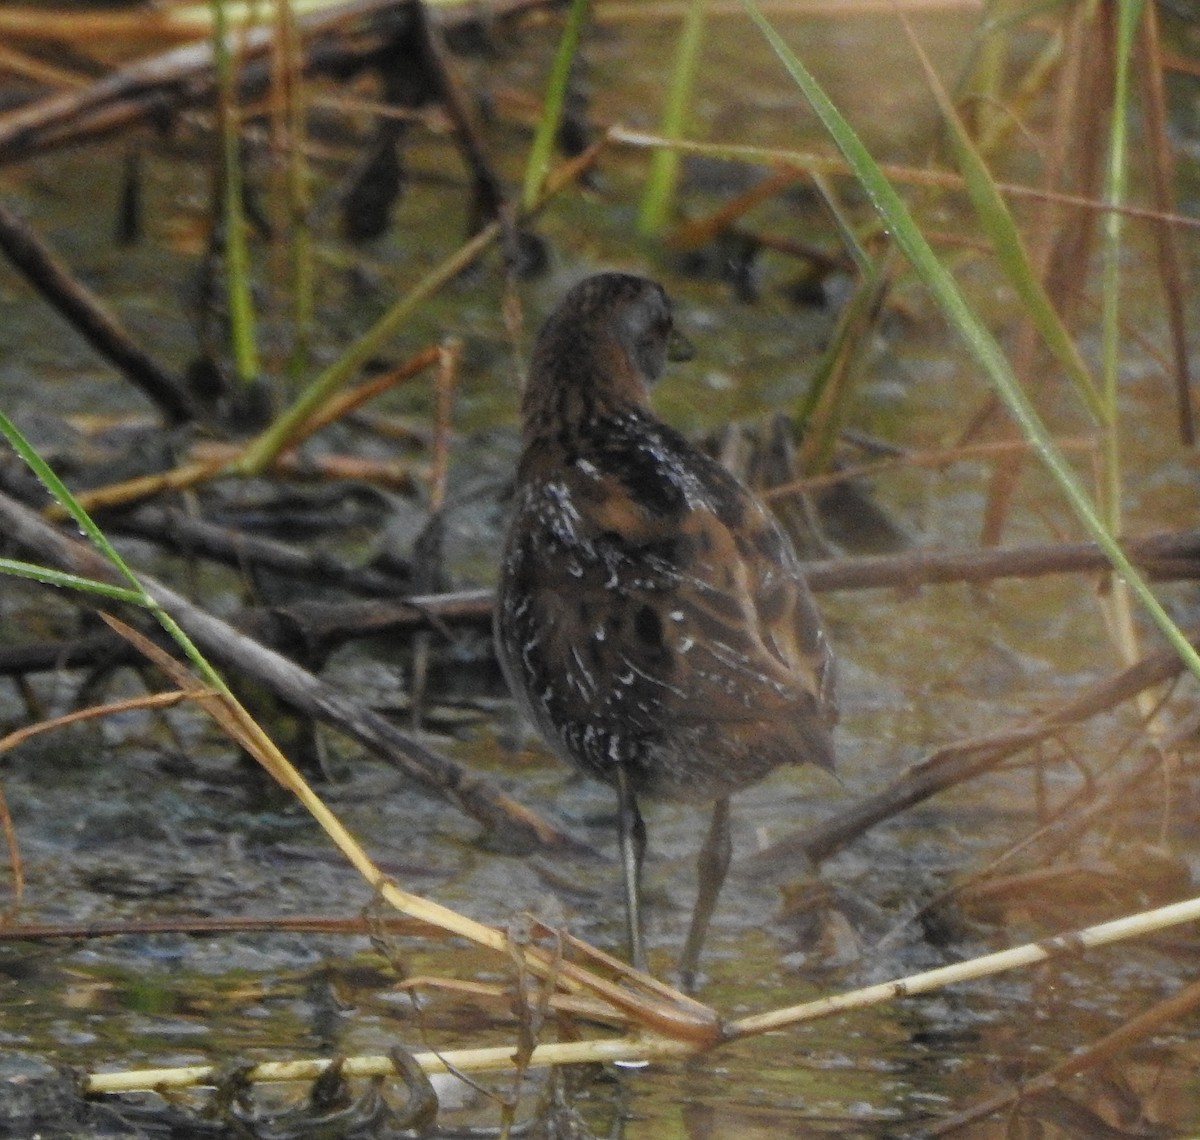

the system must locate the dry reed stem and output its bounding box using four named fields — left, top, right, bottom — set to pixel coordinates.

left=429, top=340, right=459, bottom=512
left=82, top=891, right=1200, bottom=1094
left=0, top=690, right=198, bottom=755
left=283, top=345, right=443, bottom=446
left=0, top=42, right=90, bottom=87
left=762, top=436, right=1097, bottom=497
left=927, top=975, right=1200, bottom=1134
left=1137, top=3, right=1194, bottom=446
left=397, top=974, right=632, bottom=1025
left=0, top=8, right=215, bottom=43
left=84, top=1034, right=698, bottom=1096
left=409, top=339, right=459, bottom=727
left=47, top=441, right=428, bottom=521
left=43, top=459, right=227, bottom=520
left=99, top=615, right=722, bottom=1044
left=0, top=689, right=199, bottom=912
left=0, top=783, right=19, bottom=914
left=0, top=914, right=433, bottom=941
left=196, top=441, right=429, bottom=489
left=726, top=894, right=1200, bottom=1040
left=0, top=0, right=544, bottom=47
left=596, top=0, right=983, bottom=16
